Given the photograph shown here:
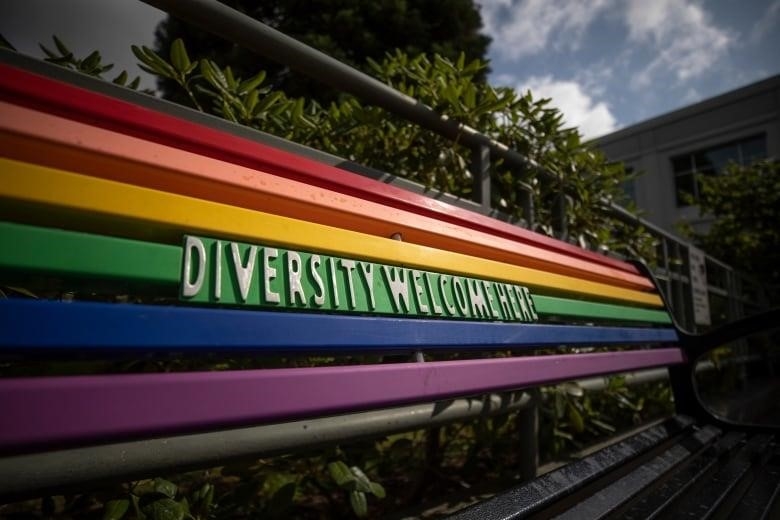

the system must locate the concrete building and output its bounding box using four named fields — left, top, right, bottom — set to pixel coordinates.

left=594, top=75, right=780, bottom=237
